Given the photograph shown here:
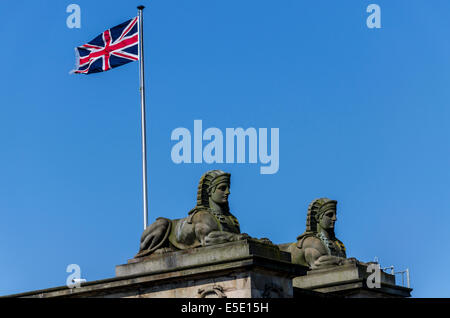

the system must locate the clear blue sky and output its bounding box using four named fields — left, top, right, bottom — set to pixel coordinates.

left=1, top=0, right=449, bottom=297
